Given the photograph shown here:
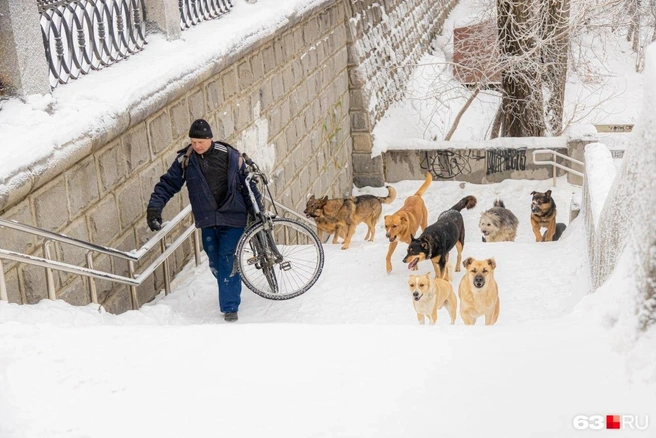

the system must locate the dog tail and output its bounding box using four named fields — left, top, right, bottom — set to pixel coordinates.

left=413, top=172, right=433, bottom=197
left=493, top=199, right=506, bottom=209
left=450, top=195, right=477, bottom=212
left=379, top=185, right=397, bottom=204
